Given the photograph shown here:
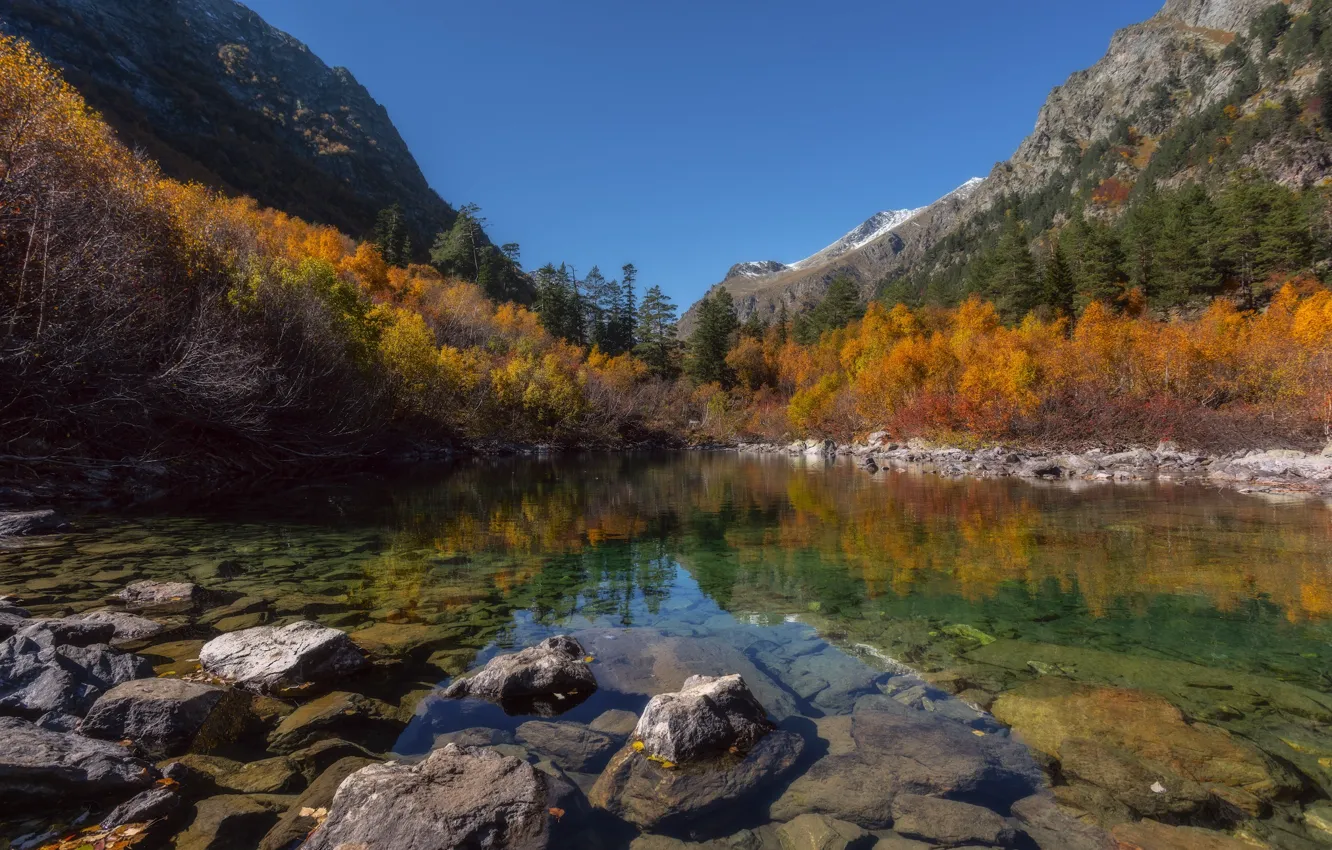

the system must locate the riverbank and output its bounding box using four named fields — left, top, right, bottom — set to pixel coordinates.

left=735, top=436, right=1332, bottom=498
